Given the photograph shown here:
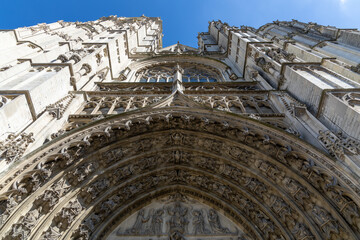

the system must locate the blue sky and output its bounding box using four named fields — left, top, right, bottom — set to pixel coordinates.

left=1, top=0, right=359, bottom=48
